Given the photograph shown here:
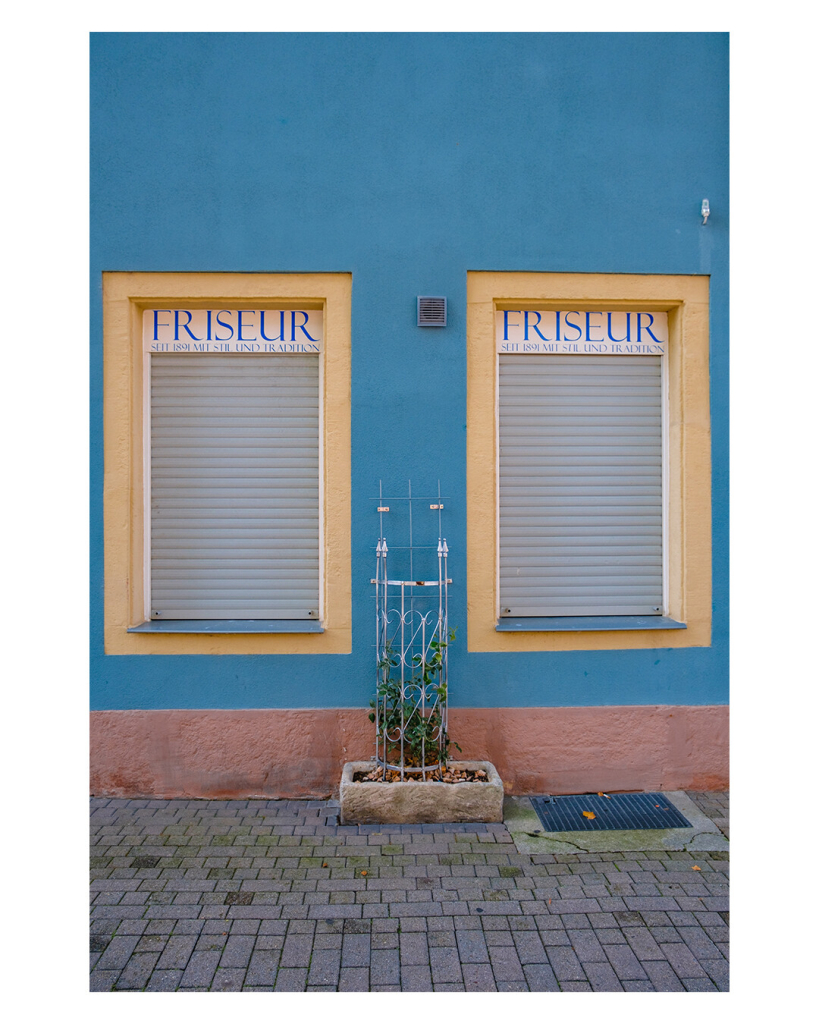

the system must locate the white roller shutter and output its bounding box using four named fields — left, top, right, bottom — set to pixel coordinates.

left=150, top=352, right=320, bottom=619
left=499, top=353, right=663, bottom=617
